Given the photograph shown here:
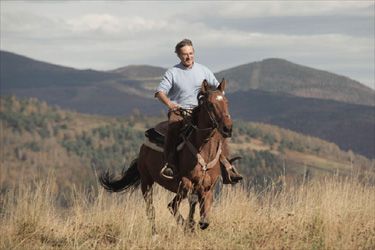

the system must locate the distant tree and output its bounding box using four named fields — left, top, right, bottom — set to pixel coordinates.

left=128, top=118, right=135, bottom=128
left=132, top=108, right=141, bottom=117
left=277, top=139, right=288, bottom=153
left=262, top=133, right=276, bottom=149
left=25, top=142, right=41, bottom=152
left=39, top=123, right=51, bottom=139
